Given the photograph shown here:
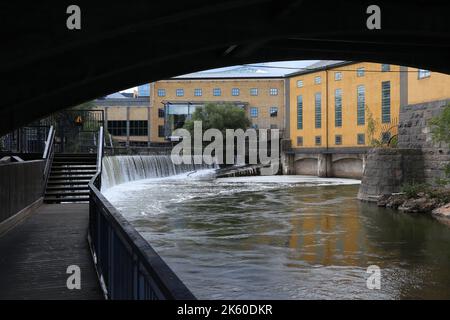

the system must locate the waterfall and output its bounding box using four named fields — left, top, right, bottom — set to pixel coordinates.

left=101, top=155, right=213, bottom=190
